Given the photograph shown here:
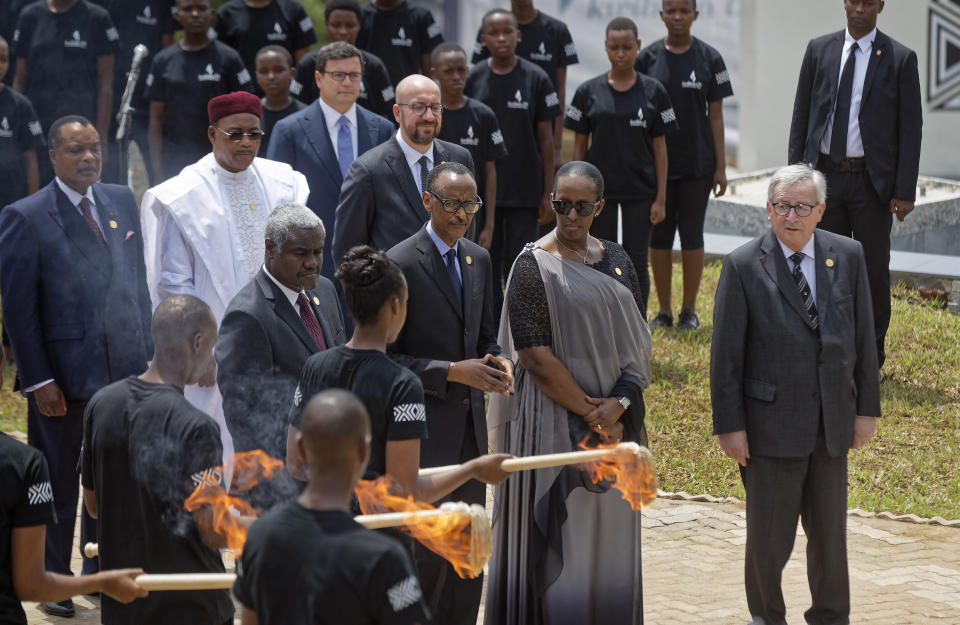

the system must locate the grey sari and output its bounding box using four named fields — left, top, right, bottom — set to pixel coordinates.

left=484, top=246, right=652, bottom=625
